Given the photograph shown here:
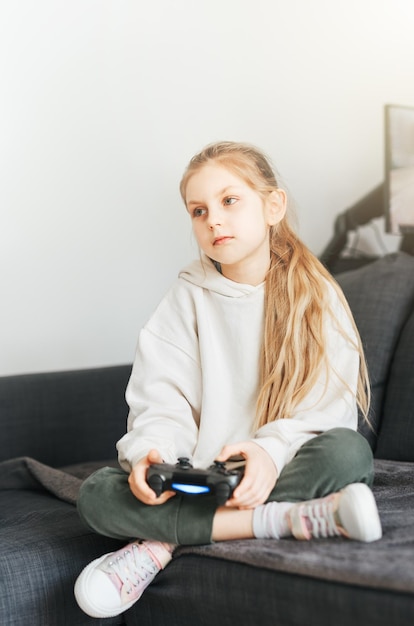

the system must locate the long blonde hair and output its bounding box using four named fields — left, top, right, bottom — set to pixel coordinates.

left=180, top=141, right=370, bottom=429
